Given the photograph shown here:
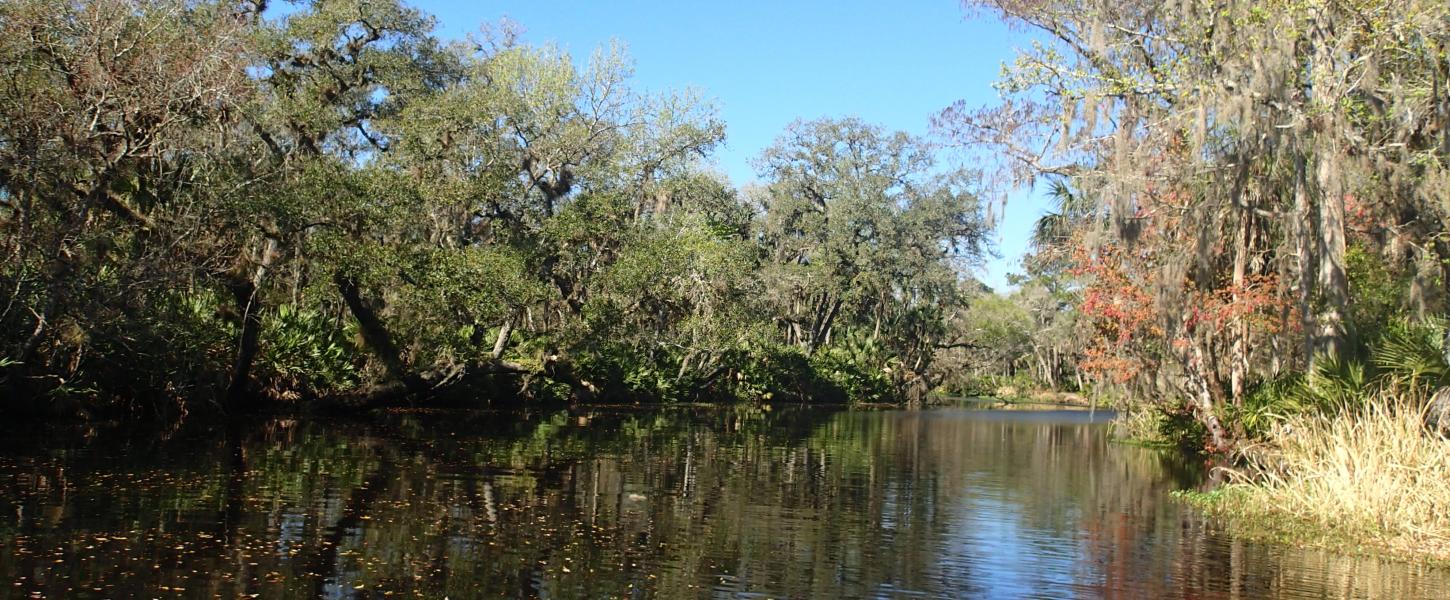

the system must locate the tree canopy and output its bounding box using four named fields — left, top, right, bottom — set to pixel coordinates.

left=0, top=0, right=988, bottom=416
